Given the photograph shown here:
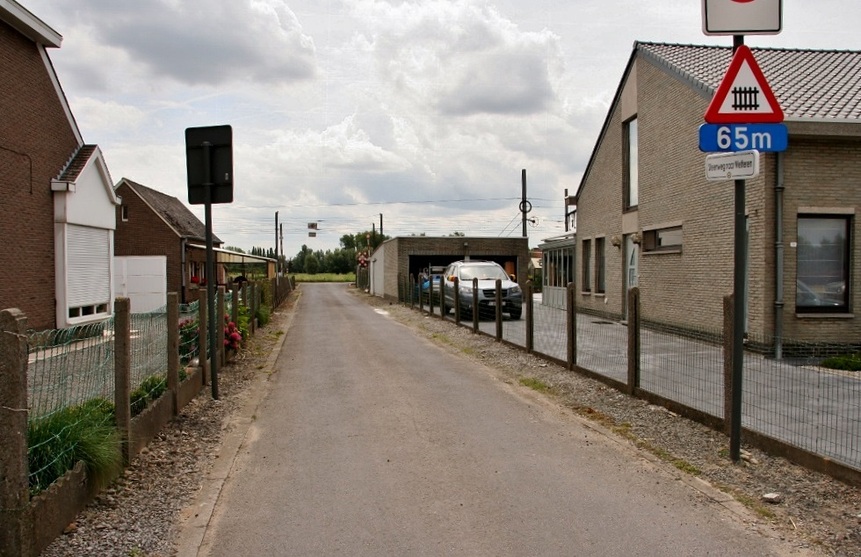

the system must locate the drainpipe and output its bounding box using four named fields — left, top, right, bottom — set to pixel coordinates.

left=774, top=152, right=785, bottom=359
